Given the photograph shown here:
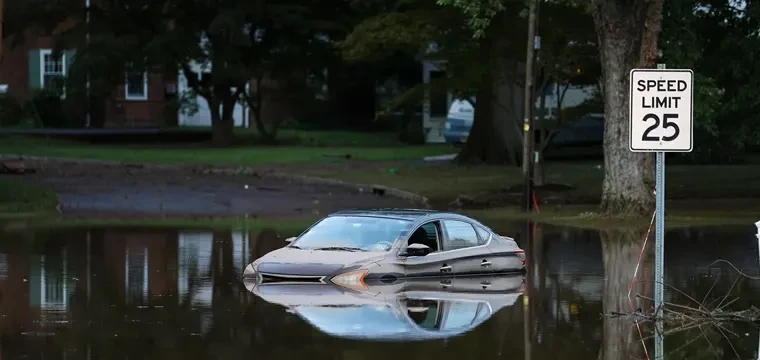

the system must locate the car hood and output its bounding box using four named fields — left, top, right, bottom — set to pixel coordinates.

left=249, top=282, right=394, bottom=307
left=253, top=247, right=387, bottom=276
